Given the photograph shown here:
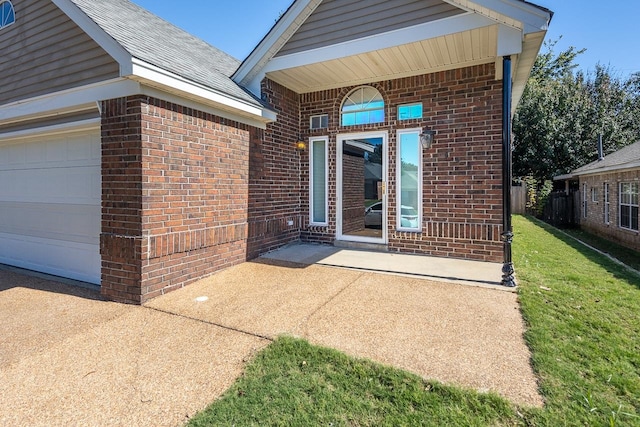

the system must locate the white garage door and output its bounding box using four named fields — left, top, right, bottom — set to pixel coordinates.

left=0, top=127, right=101, bottom=284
